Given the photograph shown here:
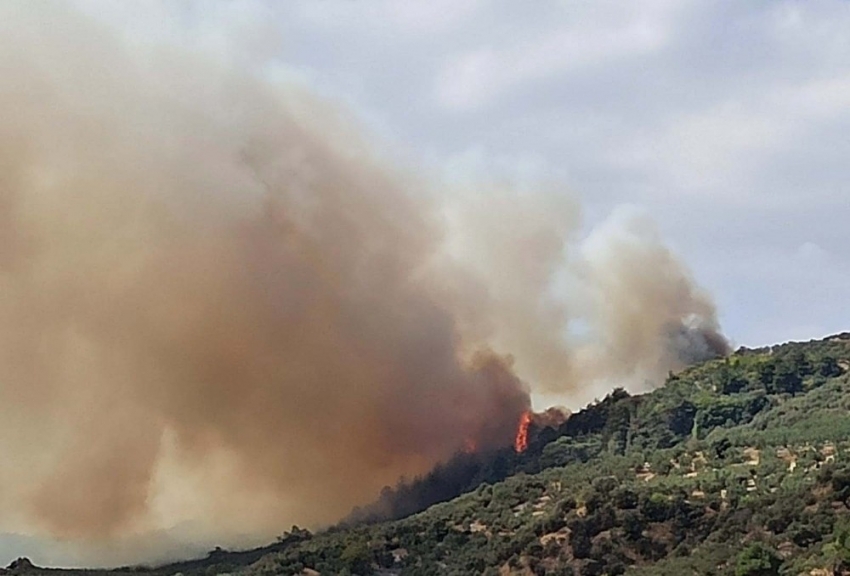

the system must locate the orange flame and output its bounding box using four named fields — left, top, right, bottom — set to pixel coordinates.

left=514, top=411, right=532, bottom=453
